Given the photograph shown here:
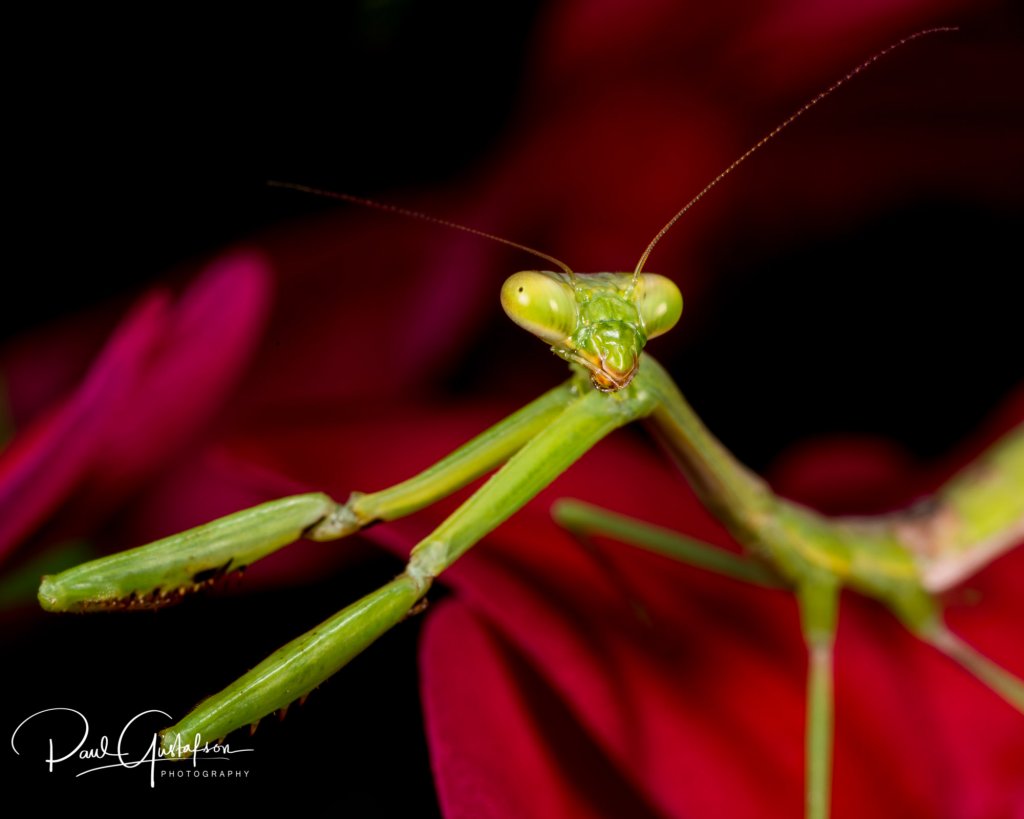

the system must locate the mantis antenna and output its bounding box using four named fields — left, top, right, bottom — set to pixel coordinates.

left=267, top=181, right=576, bottom=279
left=631, top=26, right=958, bottom=283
